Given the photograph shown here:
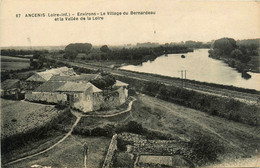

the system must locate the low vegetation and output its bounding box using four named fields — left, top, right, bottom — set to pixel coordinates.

left=187, top=132, right=225, bottom=165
